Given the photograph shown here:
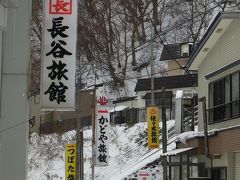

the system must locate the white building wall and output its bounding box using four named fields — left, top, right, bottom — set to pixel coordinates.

left=235, top=153, right=240, bottom=180
left=198, top=20, right=240, bottom=131
left=136, top=91, right=146, bottom=108
left=228, top=152, right=235, bottom=180
left=207, top=153, right=239, bottom=180
left=0, top=5, right=7, bottom=30
left=0, top=1, right=31, bottom=180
